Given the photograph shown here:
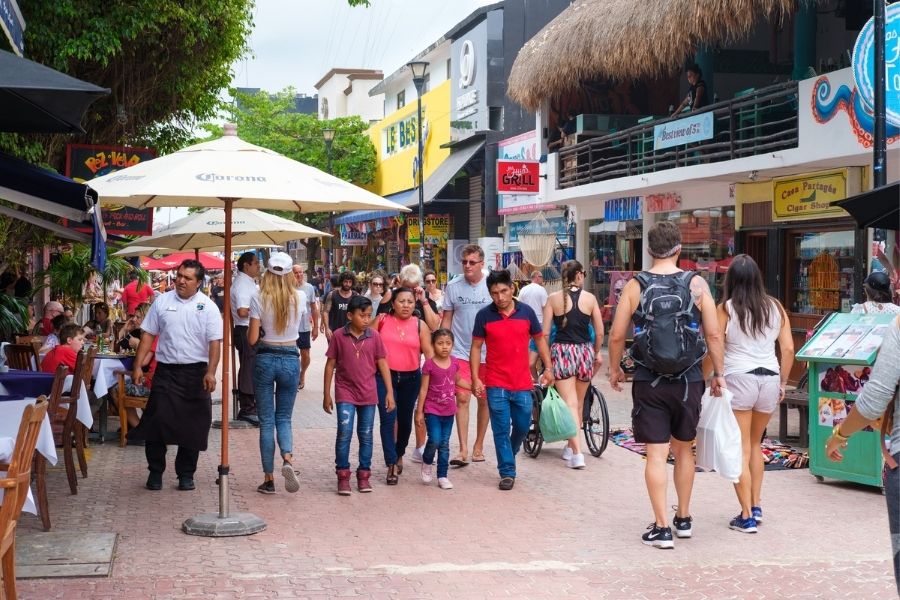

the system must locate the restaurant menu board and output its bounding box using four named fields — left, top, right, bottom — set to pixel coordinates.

left=797, top=314, right=893, bottom=365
